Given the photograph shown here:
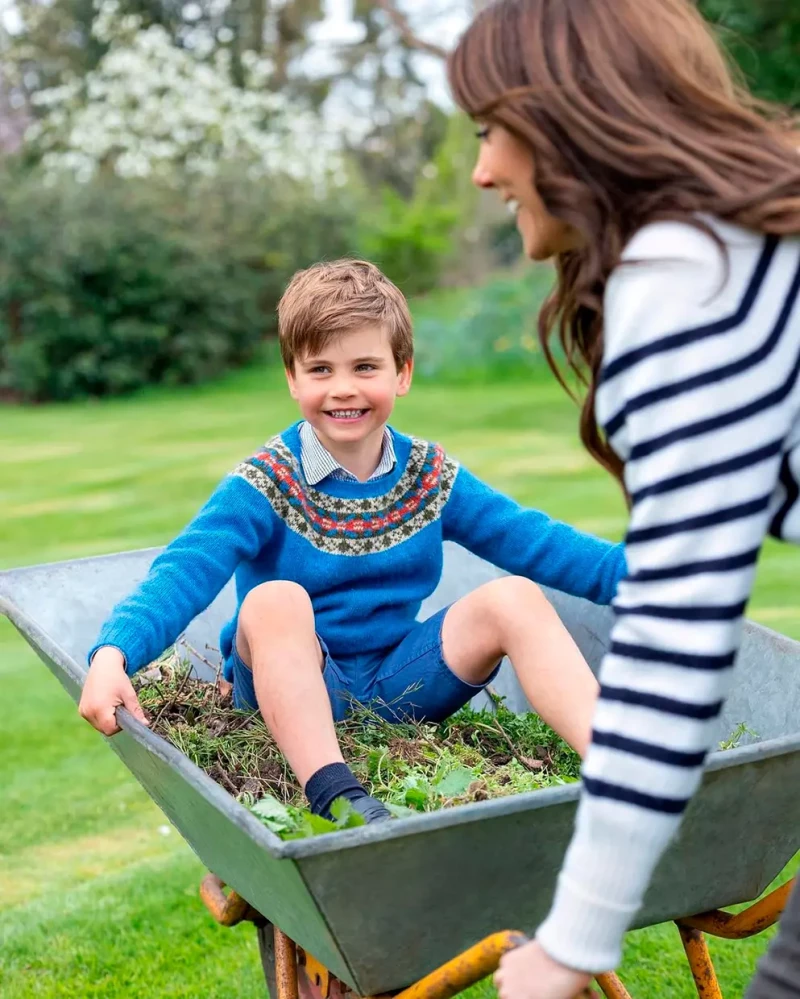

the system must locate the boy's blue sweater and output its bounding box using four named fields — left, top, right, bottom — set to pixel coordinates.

left=91, top=423, right=626, bottom=677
